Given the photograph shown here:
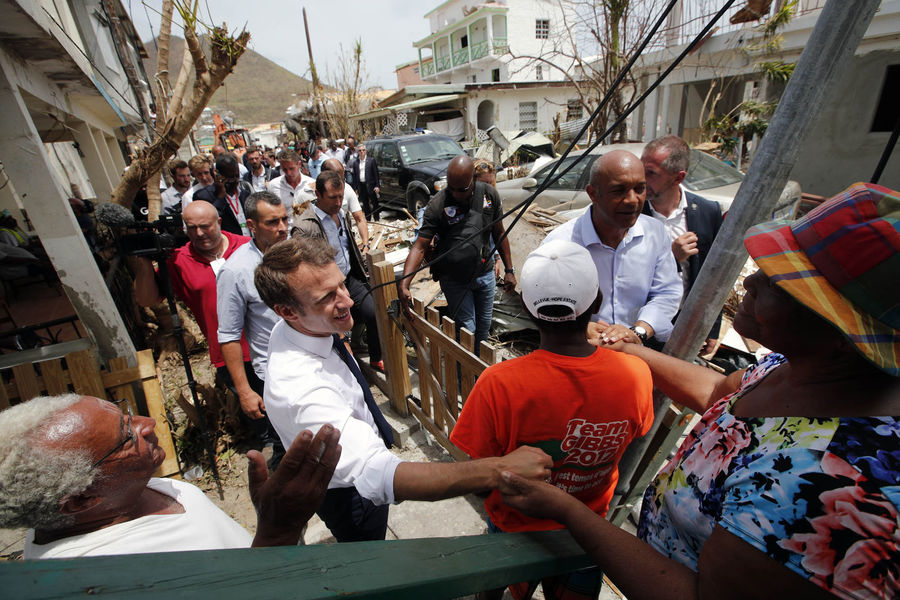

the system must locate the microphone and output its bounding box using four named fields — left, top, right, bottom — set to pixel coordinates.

left=95, top=202, right=136, bottom=228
